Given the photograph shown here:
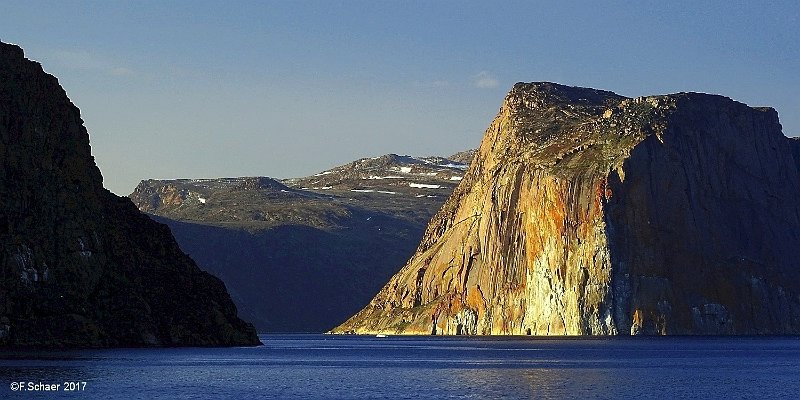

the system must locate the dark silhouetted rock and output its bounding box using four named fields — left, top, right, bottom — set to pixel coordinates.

left=0, top=42, right=259, bottom=347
